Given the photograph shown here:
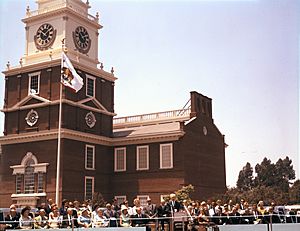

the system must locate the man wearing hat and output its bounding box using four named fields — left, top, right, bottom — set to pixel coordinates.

left=144, top=197, right=157, bottom=219
left=5, top=205, right=20, bottom=229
